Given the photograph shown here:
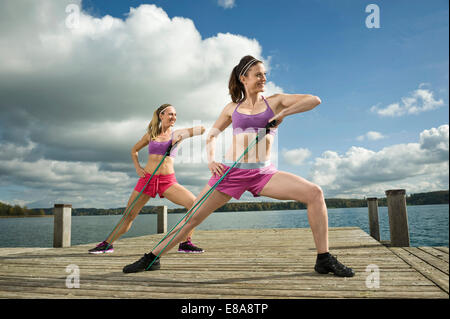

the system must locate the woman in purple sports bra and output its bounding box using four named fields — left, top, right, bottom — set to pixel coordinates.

left=123, top=56, right=354, bottom=277
left=89, top=104, right=206, bottom=254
